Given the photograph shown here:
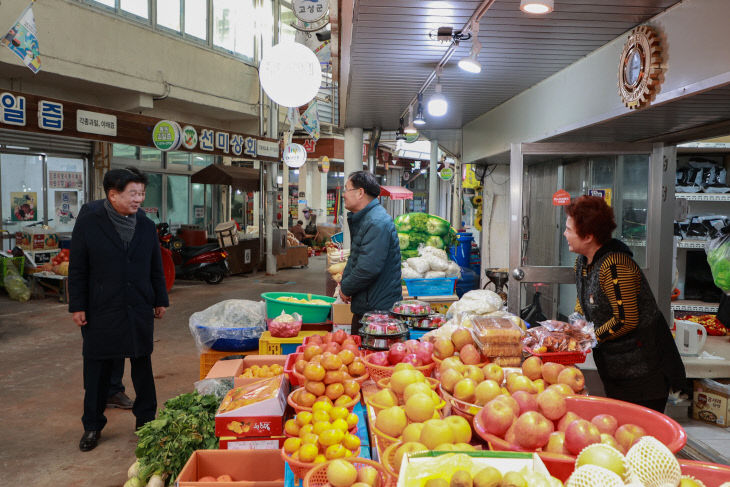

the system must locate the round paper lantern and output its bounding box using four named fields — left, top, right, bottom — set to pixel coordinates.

left=283, top=143, right=307, bottom=168
left=259, top=42, right=322, bottom=108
